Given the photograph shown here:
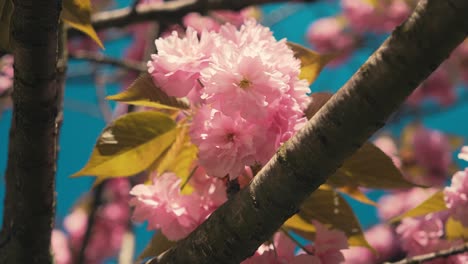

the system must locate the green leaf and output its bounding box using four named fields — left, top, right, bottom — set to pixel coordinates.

left=327, top=142, right=414, bottom=189
left=0, top=0, right=13, bottom=51
left=287, top=42, right=335, bottom=85
left=284, top=214, right=316, bottom=233
left=304, top=92, right=334, bottom=119
left=298, top=186, right=373, bottom=250
left=62, top=0, right=104, bottom=48
left=72, top=111, right=177, bottom=184
left=445, top=217, right=468, bottom=241
left=155, top=124, right=198, bottom=194
left=137, top=232, right=176, bottom=262
left=391, top=191, right=447, bottom=223
left=106, top=73, right=190, bottom=110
